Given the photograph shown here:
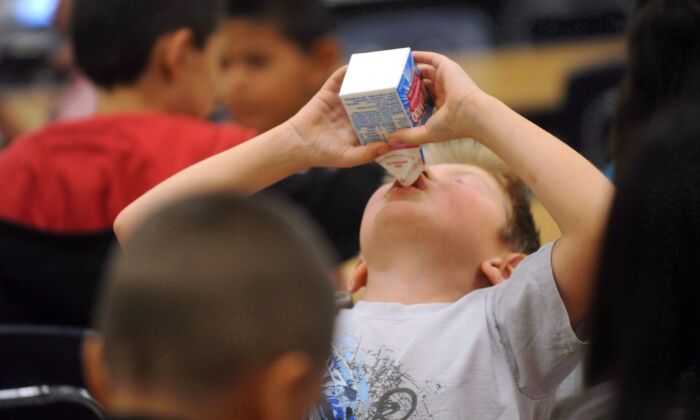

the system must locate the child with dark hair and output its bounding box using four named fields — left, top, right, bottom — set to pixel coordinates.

left=0, top=0, right=255, bottom=232
left=611, top=0, right=700, bottom=172
left=223, top=0, right=341, bottom=133
left=84, top=193, right=337, bottom=420
left=553, top=102, right=700, bottom=420
left=223, top=0, right=384, bottom=261
left=116, top=52, right=613, bottom=419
